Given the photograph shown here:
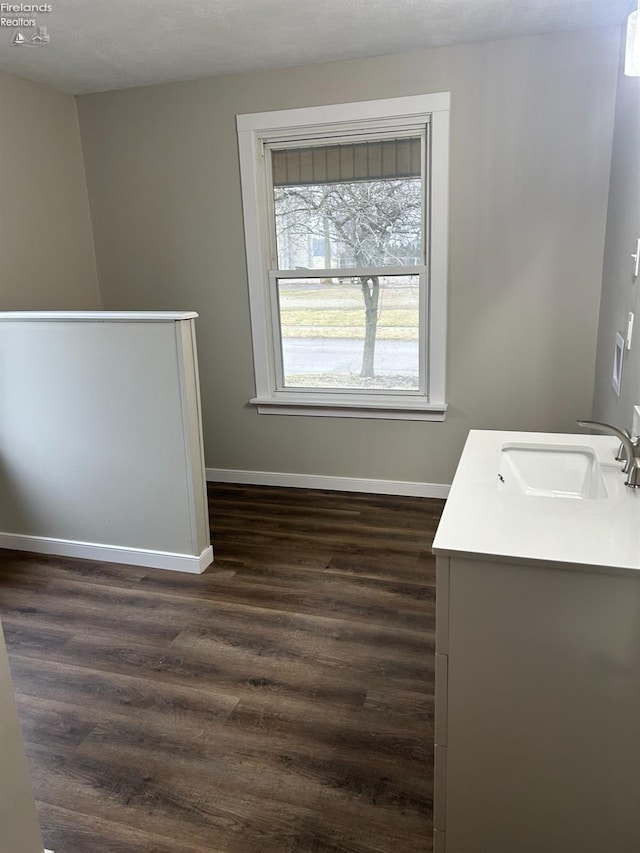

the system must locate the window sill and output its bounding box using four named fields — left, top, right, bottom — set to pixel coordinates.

left=249, top=395, right=447, bottom=421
